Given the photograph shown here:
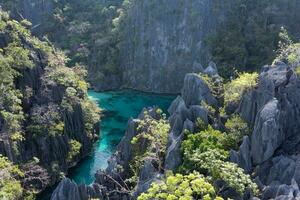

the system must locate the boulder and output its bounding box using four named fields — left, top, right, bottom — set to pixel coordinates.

left=189, top=105, right=208, bottom=124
